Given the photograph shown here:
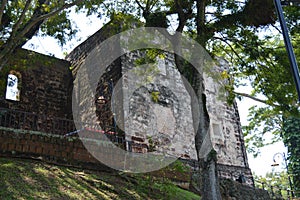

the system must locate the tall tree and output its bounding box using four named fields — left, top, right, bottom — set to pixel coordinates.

left=225, top=4, right=300, bottom=197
